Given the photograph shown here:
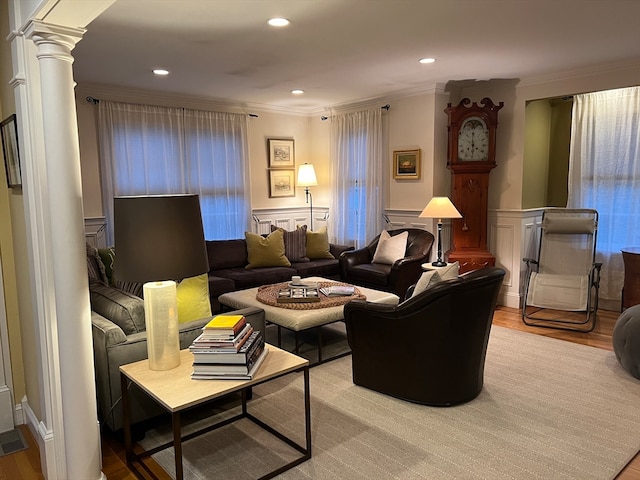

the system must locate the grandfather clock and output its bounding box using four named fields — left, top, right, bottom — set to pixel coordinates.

left=445, top=97, right=503, bottom=273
